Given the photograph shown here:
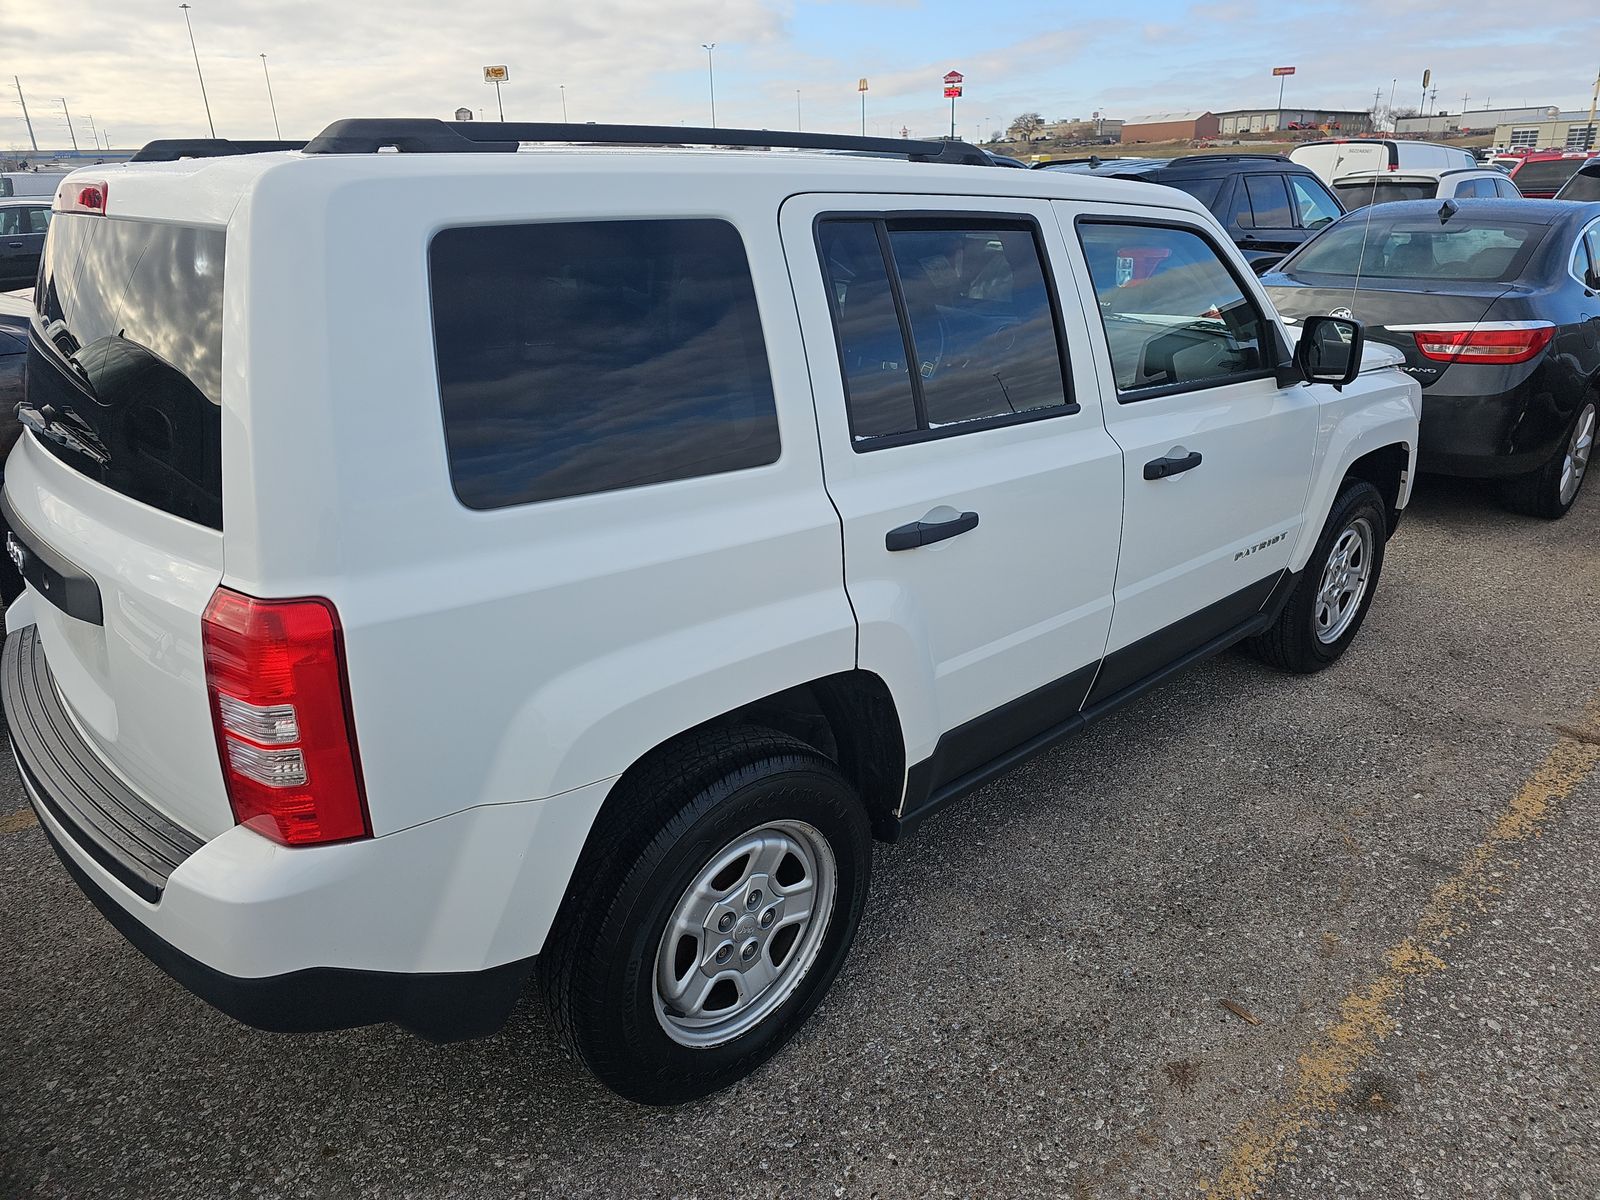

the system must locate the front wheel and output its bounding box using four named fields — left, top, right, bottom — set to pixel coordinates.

left=1248, top=479, right=1388, bottom=674
left=1499, top=400, right=1595, bottom=520
left=536, top=727, right=871, bottom=1105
